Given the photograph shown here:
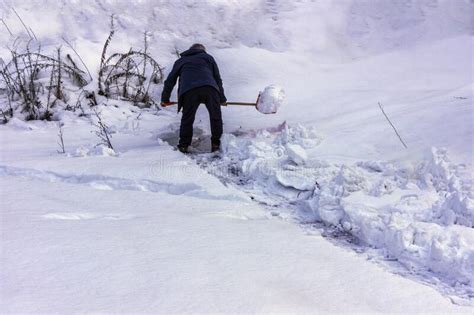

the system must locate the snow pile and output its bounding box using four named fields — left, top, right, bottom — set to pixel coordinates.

left=256, top=85, right=285, bottom=114
left=306, top=151, right=474, bottom=294
left=70, top=145, right=117, bottom=158
left=206, top=126, right=474, bottom=298
left=417, top=148, right=474, bottom=228
left=285, top=143, right=308, bottom=166
left=219, top=123, right=322, bottom=196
